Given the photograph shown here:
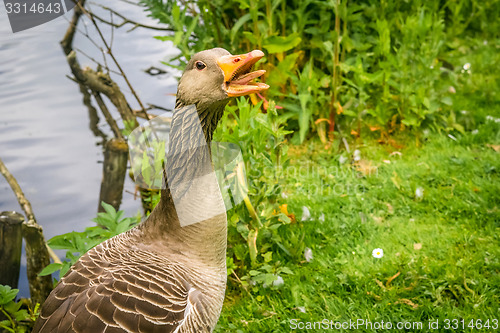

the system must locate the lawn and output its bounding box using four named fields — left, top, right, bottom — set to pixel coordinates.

left=216, top=117, right=499, bottom=332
